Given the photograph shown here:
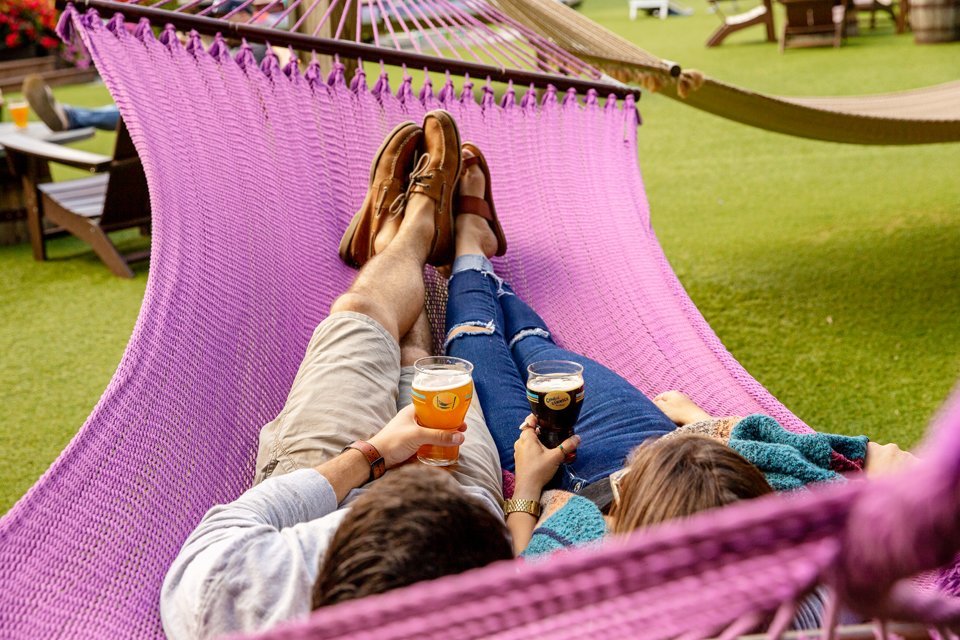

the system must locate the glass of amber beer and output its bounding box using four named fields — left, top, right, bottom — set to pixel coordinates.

left=527, top=360, right=584, bottom=449
left=412, top=356, right=474, bottom=466
left=9, top=101, right=29, bottom=129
